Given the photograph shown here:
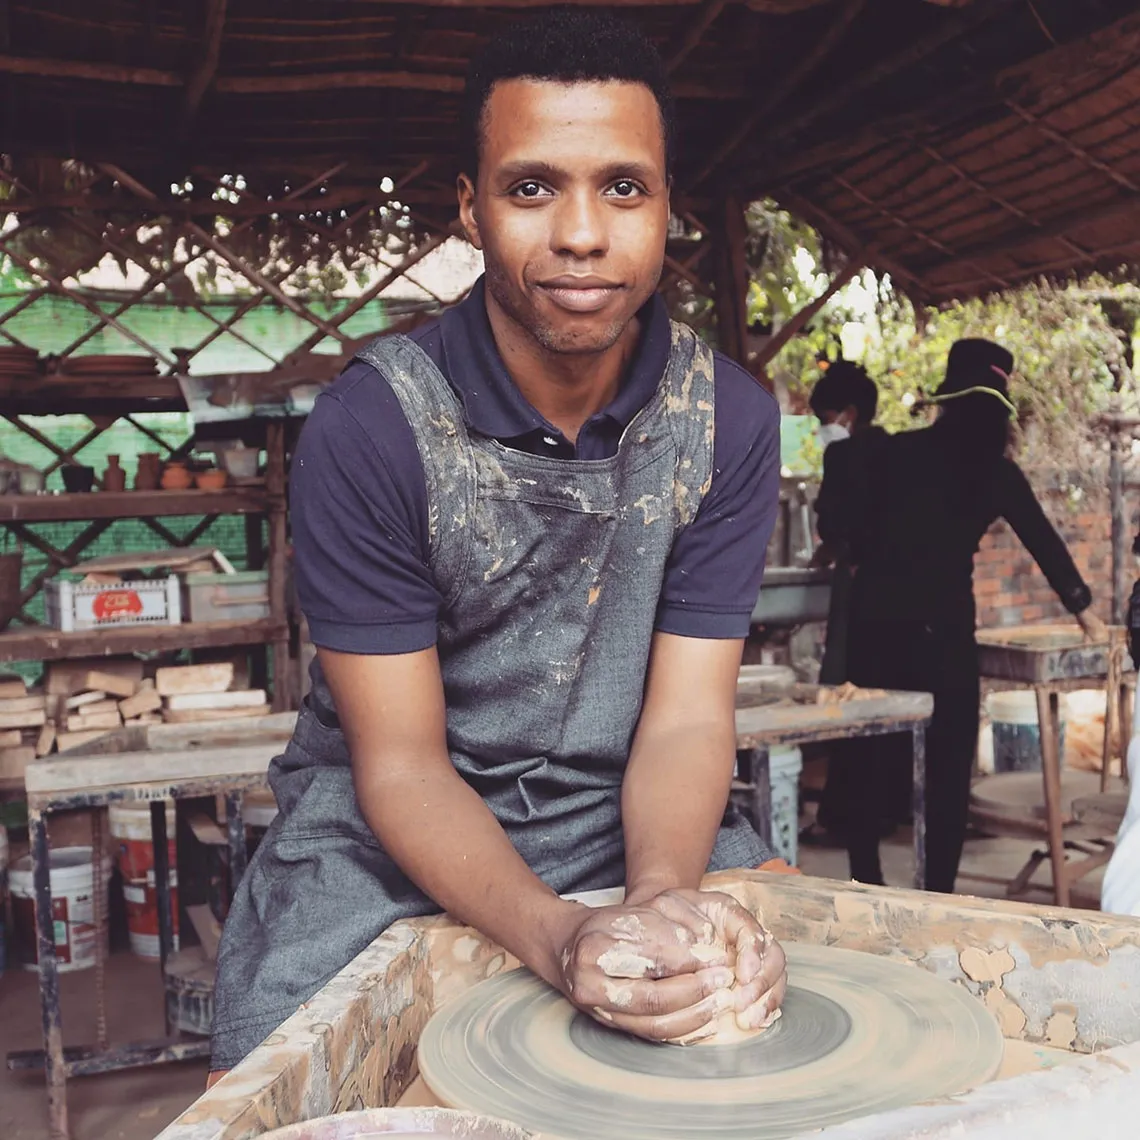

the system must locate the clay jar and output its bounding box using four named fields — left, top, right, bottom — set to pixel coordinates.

left=160, top=461, right=193, bottom=491
left=103, top=455, right=126, bottom=493
left=135, top=452, right=160, bottom=491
